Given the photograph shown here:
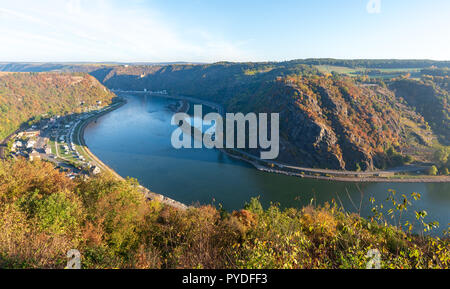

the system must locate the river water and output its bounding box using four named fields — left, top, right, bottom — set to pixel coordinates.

left=84, top=94, right=449, bottom=235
